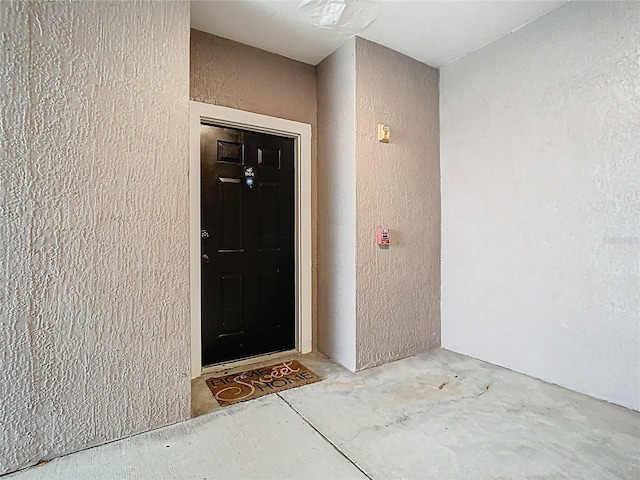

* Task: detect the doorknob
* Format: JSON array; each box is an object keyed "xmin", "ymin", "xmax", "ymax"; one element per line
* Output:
[{"xmin": 202, "ymin": 253, "xmax": 210, "ymax": 264}]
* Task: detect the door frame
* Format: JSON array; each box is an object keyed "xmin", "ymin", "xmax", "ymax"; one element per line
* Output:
[{"xmin": 190, "ymin": 101, "xmax": 312, "ymax": 378}]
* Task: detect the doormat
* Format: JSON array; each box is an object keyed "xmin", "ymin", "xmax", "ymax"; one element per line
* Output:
[{"xmin": 206, "ymin": 360, "xmax": 322, "ymax": 407}]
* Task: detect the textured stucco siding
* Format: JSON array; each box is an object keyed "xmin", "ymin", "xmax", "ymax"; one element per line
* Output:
[
  {"xmin": 1, "ymin": 1, "xmax": 191, "ymax": 474},
  {"xmin": 354, "ymin": 38, "xmax": 441, "ymax": 370},
  {"xmin": 316, "ymin": 39, "xmax": 357, "ymax": 371},
  {"xmin": 440, "ymin": 1, "xmax": 640, "ymax": 410},
  {"xmin": 1, "ymin": 0, "xmax": 37, "ymax": 473},
  {"xmin": 189, "ymin": 29, "xmax": 319, "ymax": 348}
]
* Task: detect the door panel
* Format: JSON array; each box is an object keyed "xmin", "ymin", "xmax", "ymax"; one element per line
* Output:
[
  {"xmin": 258, "ymin": 271, "xmax": 283, "ymax": 328},
  {"xmin": 218, "ymin": 273, "xmax": 244, "ymax": 336},
  {"xmin": 200, "ymin": 124, "xmax": 295, "ymax": 366},
  {"xmin": 258, "ymin": 181, "xmax": 280, "ymax": 250},
  {"xmin": 217, "ymin": 141, "xmax": 243, "ymax": 164},
  {"xmin": 257, "ymin": 147, "xmax": 281, "ymax": 168},
  {"xmin": 217, "ymin": 178, "xmax": 243, "ymax": 252}
]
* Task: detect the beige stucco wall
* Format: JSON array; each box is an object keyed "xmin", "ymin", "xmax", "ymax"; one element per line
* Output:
[
  {"xmin": 316, "ymin": 39, "xmax": 357, "ymax": 370},
  {"xmin": 0, "ymin": 1, "xmax": 191, "ymax": 474},
  {"xmin": 354, "ymin": 38, "xmax": 441, "ymax": 369},
  {"xmin": 190, "ymin": 29, "xmax": 319, "ymax": 347},
  {"xmin": 316, "ymin": 38, "xmax": 441, "ymax": 371}
]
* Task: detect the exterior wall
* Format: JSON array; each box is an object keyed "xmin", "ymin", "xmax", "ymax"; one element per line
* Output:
[
  {"xmin": 316, "ymin": 37, "xmax": 441, "ymax": 371},
  {"xmin": 354, "ymin": 38, "xmax": 441, "ymax": 369},
  {"xmin": 440, "ymin": 1, "xmax": 640, "ymax": 410},
  {"xmin": 190, "ymin": 29, "xmax": 319, "ymax": 347},
  {"xmin": 1, "ymin": 0, "xmax": 35, "ymax": 474},
  {"xmin": 317, "ymin": 39, "xmax": 357, "ymax": 370},
  {"xmin": 0, "ymin": 0, "xmax": 191, "ymax": 474}
]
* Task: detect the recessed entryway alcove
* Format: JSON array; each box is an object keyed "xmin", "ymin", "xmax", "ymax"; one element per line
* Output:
[{"xmin": 189, "ymin": 102, "xmax": 313, "ymax": 378}]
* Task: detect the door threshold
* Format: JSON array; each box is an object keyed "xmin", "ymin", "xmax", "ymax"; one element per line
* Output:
[{"xmin": 200, "ymin": 349, "xmax": 298, "ymax": 376}]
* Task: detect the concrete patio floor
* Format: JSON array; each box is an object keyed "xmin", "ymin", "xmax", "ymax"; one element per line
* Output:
[{"xmin": 7, "ymin": 349, "xmax": 640, "ymax": 479}]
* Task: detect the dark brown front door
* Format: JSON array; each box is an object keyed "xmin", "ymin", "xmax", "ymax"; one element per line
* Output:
[{"xmin": 200, "ymin": 123, "xmax": 295, "ymax": 366}]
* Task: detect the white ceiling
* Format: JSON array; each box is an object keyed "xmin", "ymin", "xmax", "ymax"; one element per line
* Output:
[{"xmin": 191, "ymin": 0, "xmax": 569, "ymax": 67}]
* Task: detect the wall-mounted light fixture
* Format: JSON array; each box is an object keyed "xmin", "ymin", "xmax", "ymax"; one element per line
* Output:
[{"xmin": 377, "ymin": 124, "xmax": 390, "ymax": 143}]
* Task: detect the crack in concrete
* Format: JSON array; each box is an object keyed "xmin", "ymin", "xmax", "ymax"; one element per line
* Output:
[
  {"xmin": 276, "ymin": 393, "xmax": 373, "ymax": 480},
  {"xmin": 336, "ymin": 381, "xmax": 496, "ymax": 447},
  {"xmin": 275, "ymin": 380, "xmax": 496, "ymax": 473}
]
